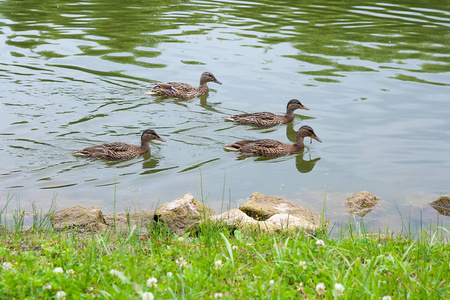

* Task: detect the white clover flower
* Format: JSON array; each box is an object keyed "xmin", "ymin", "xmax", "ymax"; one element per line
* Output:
[
  {"xmin": 2, "ymin": 262, "xmax": 13, "ymax": 270},
  {"xmin": 56, "ymin": 291, "xmax": 66, "ymax": 299},
  {"xmin": 66, "ymin": 269, "xmax": 75, "ymax": 275},
  {"xmin": 110, "ymin": 269, "xmax": 121, "ymax": 276},
  {"xmin": 316, "ymin": 239, "xmax": 325, "ymax": 247},
  {"xmin": 296, "ymin": 282, "xmax": 303, "ymax": 291},
  {"xmin": 141, "ymin": 292, "xmax": 154, "ymax": 300},
  {"xmin": 382, "ymin": 296, "xmax": 392, "ymax": 300},
  {"xmin": 232, "ymin": 245, "xmax": 238, "ymax": 250},
  {"xmin": 146, "ymin": 277, "xmax": 158, "ymax": 287},
  {"xmin": 316, "ymin": 282, "xmax": 326, "ymax": 295},
  {"xmin": 299, "ymin": 261, "xmax": 307, "ymax": 269},
  {"xmin": 177, "ymin": 237, "xmax": 184, "ymax": 242},
  {"xmin": 42, "ymin": 284, "xmax": 52, "ymax": 290},
  {"xmin": 88, "ymin": 287, "xmax": 94, "ymax": 291},
  {"xmin": 176, "ymin": 257, "xmax": 187, "ymax": 268},
  {"xmin": 214, "ymin": 293, "xmax": 223, "ymax": 299},
  {"xmin": 167, "ymin": 272, "xmax": 173, "ymax": 277},
  {"xmin": 214, "ymin": 260, "xmax": 223, "ymax": 270},
  {"xmin": 53, "ymin": 267, "xmax": 64, "ymax": 274},
  {"xmin": 334, "ymin": 283, "xmax": 345, "ymax": 296},
  {"xmin": 269, "ymin": 280, "xmax": 275, "ymax": 285}
]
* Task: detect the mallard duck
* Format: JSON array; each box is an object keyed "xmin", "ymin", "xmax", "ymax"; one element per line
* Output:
[
  {"xmin": 146, "ymin": 72, "xmax": 222, "ymax": 99},
  {"xmin": 225, "ymin": 99, "xmax": 309, "ymax": 127},
  {"xmin": 73, "ymin": 129, "xmax": 166, "ymax": 160},
  {"xmin": 223, "ymin": 125, "xmax": 321, "ymax": 157}
]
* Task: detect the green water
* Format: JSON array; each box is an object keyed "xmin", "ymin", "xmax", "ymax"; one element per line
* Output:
[{"xmin": 1, "ymin": 0, "xmax": 449, "ymax": 228}]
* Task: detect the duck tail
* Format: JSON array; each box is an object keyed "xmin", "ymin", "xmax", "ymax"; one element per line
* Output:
[
  {"xmin": 223, "ymin": 143, "xmax": 241, "ymax": 151},
  {"xmin": 73, "ymin": 150, "xmax": 88, "ymax": 157},
  {"xmin": 224, "ymin": 116, "xmax": 236, "ymax": 122},
  {"xmin": 144, "ymin": 90, "xmax": 158, "ymax": 95}
]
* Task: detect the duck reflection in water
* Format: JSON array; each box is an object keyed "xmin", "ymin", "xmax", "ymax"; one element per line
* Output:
[{"xmin": 295, "ymin": 151, "xmax": 321, "ymax": 173}]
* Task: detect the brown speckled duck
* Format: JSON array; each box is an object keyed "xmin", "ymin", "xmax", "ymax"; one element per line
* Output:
[
  {"xmin": 146, "ymin": 72, "xmax": 222, "ymax": 99},
  {"xmin": 225, "ymin": 99, "xmax": 309, "ymax": 127},
  {"xmin": 223, "ymin": 125, "xmax": 321, "ymax": 157},
  {"xmin": 73, "ymin": 129, "xmax": 165, "ymax": 160}
]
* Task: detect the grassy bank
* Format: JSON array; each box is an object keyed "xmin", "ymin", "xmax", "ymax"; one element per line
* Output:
[{"xmin": 0, "ymin": 209, "xmax": 449, "ymax": 299}]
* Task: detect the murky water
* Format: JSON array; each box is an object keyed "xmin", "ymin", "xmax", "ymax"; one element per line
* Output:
[{"xmin": 1, "ymin": 0, "xmax": 449, "ymax": 229}]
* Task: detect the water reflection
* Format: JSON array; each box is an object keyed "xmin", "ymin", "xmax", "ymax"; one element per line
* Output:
[
  {"xmin": 199, "ymin": 93, "xmax": 223, "ymax": 113},
  {"xmin": 295, "ymin": 152, "xmax": 321, "ymax": 174},
  {"xmin": 150, "ymin": 91, "xmax": 222, "ymax": 112}
]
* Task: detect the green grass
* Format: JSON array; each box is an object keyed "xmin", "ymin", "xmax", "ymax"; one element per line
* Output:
[{"xmin": 0, "ymin": 207, "xmax": 449, "ymax": 299}]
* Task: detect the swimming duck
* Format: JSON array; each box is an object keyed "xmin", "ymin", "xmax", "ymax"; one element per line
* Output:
[
  {"xmin": 73, "ymin": 129, "xmax": 166, "ymax": 160},
  {"xmin": 223, "ymin": 125, "xmax": 321, "ymax": 157},
  {"xmin": 146, "ymin": 72, "xmax": 222, "ymax": 99},
  {"xmin": 225, "ymin": 99, "xmax": 309, "ymax": 127}
]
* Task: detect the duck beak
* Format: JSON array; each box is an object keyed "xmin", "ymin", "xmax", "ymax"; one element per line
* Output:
[
  {"xmin": 312, "ymin": 134, "xmax": 322, "ymax": 143},
  {"xmin": 301, "ymin": 106, "xmax": 310, "ymax": 110},
  {"xmin": 214, "ymin": 78, "xmax": 222, "ymax": 85},
  {"xmin": 156, "ymin": 137, "xmax": 166, "ymax": 142}
]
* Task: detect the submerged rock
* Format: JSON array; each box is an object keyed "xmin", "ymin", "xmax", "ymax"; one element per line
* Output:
[
  {"xmin": 52, "ymin": 205, "xmax": 108, "ymax": 232},
  {"xmin": 239, "ymin": 192, "xmax": 324, "ymax": 226},
  {"xmin": 429, "ymin": 195, "xmax": 450, "ymax": 216},
  {"xmin": 344, "ymin": 191, "xmax": 381, "ymax": 217},
  {"xmin": 104, "ymin": 209, "xmax": 155, "ymax": 233},
  {"xmin": 154, "ymin": 193, "xmax": 216, "ymax": 235}
]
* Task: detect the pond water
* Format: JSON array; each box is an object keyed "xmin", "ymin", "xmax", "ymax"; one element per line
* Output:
[{"xmin": 1, "ymin": 0, "xmax": 449, "ymax": 230}]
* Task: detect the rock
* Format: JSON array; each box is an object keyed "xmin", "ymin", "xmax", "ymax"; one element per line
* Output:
[
  {"xmin": 52, "ymin": 206, "xmax": 108, "ymax": 232},
  {"xmin": 104, "ymin": 209, "xmax": 155, "ymax": 233},
  {"xmin": 154, "ymin": 193, "xmax": 216, "ymax": 235},
  {"xmin": 239, "ymin": 192, "xmax": 324, "ymax": 226},
  {"xmin": 210, "ymin": 209, "xmax": 258, "ymax": 226},
  {"xmin": 192, "ymin": 209, "xmax": 319, "ymax": 234},
  {"xmin": 429, "ymin": 195, "xmax": 450, "ymax": 216},
  {"xmin": 344, "ymin": 191, "xmax": 381, "ymax": 217},
  {"xmin": 191, "ymin": 209, "xmax": 280, "ymax": 233},
  {"xmin": 266, "ymin": 214, "xmax": 319, "ymax": 233}
]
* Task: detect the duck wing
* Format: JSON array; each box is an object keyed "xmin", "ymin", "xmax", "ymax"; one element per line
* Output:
[
  {"xmin": 224, "ymin": 139, "xmax": 289, "ymax": 157},
  {"xmin": 226, "ymin": 112, "xmax": 281, "ymax": 127},
  {"xmin": 102, "ymin": 142, "xmax": 135, "ymax": 153},
  {"xmin": 147, "ymin": 81, "xmax": 197, "ymax": 98},
  {"xmin": 74, "ymin": 142, "xmax": 134, "ymax": 158},
  {"xmin": 165, "ymin": 82, "xmax": 195, "ymax": 92}
]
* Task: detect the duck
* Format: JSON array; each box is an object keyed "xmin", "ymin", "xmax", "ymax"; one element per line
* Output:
[
  {"xmin": 73, "ymin": 129, "xmax": 166, "ymax": 160},
  {"xmin": 146, "ymin": 72, "xmax": 222, "ymax": 99},
  {"xmin": 225, "ymin": 99, "xmax": 309, "ymax": 127},
  {"xmin": 223, "ymin": 125, "xmax": 321, "ymax": 157}
]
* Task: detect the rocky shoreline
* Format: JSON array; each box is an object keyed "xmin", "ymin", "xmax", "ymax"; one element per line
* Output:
[{"xmin": 50, "ymin": 191, "xmax": 449, "ymax": 235}]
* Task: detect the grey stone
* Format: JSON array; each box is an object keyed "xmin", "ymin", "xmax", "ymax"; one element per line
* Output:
[
  {"xmin": 344, "ymin": 191, "xmax": 381, "ymax": 217},
  {"xmin": 239, "ymin": 192, "xmax": 324, "ymax": 226},
  {"xmin": 104, "ymin": 209, "xmax": 155, "ymax": 233},
  {"xmin": 52, "ymin": 205, "xmax": 108, "ymax": 232},
  {"xmin": 429, "ymin": 195, "xmax": 450, "ymax": 216},
  {"xmin": 154, "ymin": 193, "xmax": 216, "ymax": 235}
]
